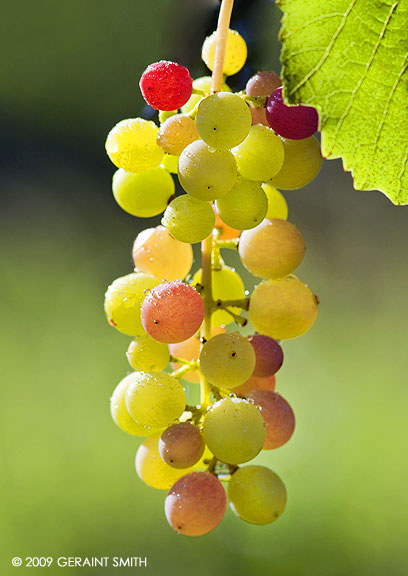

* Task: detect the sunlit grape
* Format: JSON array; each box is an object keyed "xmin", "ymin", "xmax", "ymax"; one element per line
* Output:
[
  {"xmin": 157, "ymin": 114, "xmax": 199, "ymax": 156},
  {"xmin": 126, "ymin": 334, "xmax": 170, "ymax": 372},
  {"xmin": 270, "ymin": 136, "xmax": 322, "ymax": 190},
  {"xmin": 162, "ymin": 195, "xmax": 215, "ymax": 244},
  {"xmin": 262, "ymin": 183, "xmax": 288, "ymax": 220},
  {"xmin": 232, "ymin": 125, "xmax": 284, "ymax": 181},
  {"xmin": 201, "ymin": 29, "xmax": 247, "ymax": 76},
  {"xmin": 112, "ymin": 168, "xmax": 174, "ymax": 217},
  {"xmin": 216, "ymin": 176, "xmax": 268, "ymax": 230}
]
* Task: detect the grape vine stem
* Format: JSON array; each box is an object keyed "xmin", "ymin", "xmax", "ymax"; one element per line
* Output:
[{"xmin": 199, "ymin": 0, "xmax": 234, "ymax": 409}]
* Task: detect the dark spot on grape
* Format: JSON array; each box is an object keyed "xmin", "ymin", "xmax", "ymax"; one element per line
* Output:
[
  {"xmin": 231, "ymin": 351, "xmax": 237, "ymax": 358},
  {"xmin": 154, "ymin": 320, "xmax": 159, "ymax": 324},
  {"xmin": 200, "ymin": 337, "xmax": 207, "ymax": 344},
  {"xmin": 178, "ymin": 526, "xmax": 182, "ymax": 530},
  {"xmin": 213, "ymin": 127, "xmax": 217, "ymax": 130}
]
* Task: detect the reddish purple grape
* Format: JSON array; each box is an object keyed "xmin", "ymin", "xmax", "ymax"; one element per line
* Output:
[
  {"xmin": 248, "ymin": 335, "xmax": 283, "ymax": 377},
  {"xmin": 165, "ymin": 472, "xmax": 226, "ymax": 536},
  {"xmin": 141, "ymin": 281, "xmax": 204, "ymax": 344},
  {"xmin": 266, "ymin": 87, "xmax": 318, "ymax": 140},
  {"xmin": 139, "ymin": 61, "xmax": 193, "ymax": 111}
]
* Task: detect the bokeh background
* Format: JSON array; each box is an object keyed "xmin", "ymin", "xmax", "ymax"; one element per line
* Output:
[{"xmin": 1, "ymin": 1, "xmax": 407, "ymax": 575}]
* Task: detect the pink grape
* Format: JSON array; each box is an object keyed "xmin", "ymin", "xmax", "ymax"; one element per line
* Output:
[
  {"xmin": 248, "ymin": 335, "xmax": 284, "ymax": 377},
  {"xmin": 233, "ymin": 374, "xmax": 276, "ymax": 397},
  {"xmin": 266, "ymin": 87, "xmax": 318, "ymax": 140},
  {"xmin": 248, "ymin": 390, "xmax": 295, "ymax": 449},
  {"xmin": 141, "ymin": 281, "xmax": 204, "ymax": 344},
  {"xmin": 165, "ymin": 472, "xmax": 227, "ymax": 536},
  {"xmin": 246, "ymin": 71, "xmax": 282, "ymax": 98},
  {"xmin": 159, "ymin": 422, "xmax": 205, "ymax": 469}
]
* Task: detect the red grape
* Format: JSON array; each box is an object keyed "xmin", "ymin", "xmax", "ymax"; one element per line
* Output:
[
  {"xmin": 139, "ymin": 60, "xmax": 193, "ymax": 111},
  {"xmin": 248, "ymin": 334, "xmax": 284, "ymax": 377},
  {"xmin": 266, "ymin": 87, "xmax": 318, "ymax": 140},
  {"xmin": 248, "ymin": 390, "xmax": 295, "ymax": 449},
  {"xmin": 141, "ymin": 281, "xmax": 204, "ymax": 343}
]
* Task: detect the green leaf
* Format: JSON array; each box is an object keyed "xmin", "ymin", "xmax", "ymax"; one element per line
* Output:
[{"xmin": 278, "ymin": 0, "xmax": 408, "ymax": 205}]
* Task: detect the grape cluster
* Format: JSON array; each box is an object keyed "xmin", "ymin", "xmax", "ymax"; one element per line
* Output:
[{"xmin": 104, "ymin": 26, "xmax": 321, "ymax": 537}]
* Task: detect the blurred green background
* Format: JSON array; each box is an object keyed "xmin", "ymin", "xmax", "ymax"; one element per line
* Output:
[{"xmin": 1, "ymin": 1, "xmax": 407, "ymax": 575}]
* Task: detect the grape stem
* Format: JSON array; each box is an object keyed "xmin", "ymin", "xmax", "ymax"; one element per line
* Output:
[
  {"xmin": 212, "ymin": 297, "xmax": 250, "ymax": 311},
  {"xmin": 215, "ymin": 239, "xmax": 239, "ymax": 250},
  {"xmin": 199, "ymin": 0, "xmax": 234, "ymax": 410}
]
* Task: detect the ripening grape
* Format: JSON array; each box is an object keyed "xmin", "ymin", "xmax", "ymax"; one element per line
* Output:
[
  {"xmin": 196, "ymin": 92, "xmax": 251, "ymax": 150},
  {"xmin": 192, "ymin": 266, "xmax": 245, "ymax": 326},
  {"xmin": 136, "ymin": 433, "xmax": 194, "ymax": 490},
  {"xmin": 165, "ymin": 472, "xmax": 227, "ymax": 536},
  {"xmin": 216, "ymin": 176, "xmax": 268, "ymax": 230},
  {"xmin": 139, "ymin": 60, "xmax": 193, "ymax": 111},
  {"xmin": 110, "ymin": 374, "xmax": 159, "ymax": 436},
  {"xmin": 132, "ymin": 226, "xmax": 193, "ymax": 281},
  {"xmin": 248, "ymin": 390, "xmax": 295, "ymax": 449},
  {"xmin": 232, "ymin": 125, "xmax": 284, "ymax": 181},
  {"xmin": 178, "ymin": 140, "xmax": 237, "ymax": 201},
  {"xmin": 249, "ymin": 276, "xmax": 318, "ymax": 340},
  {"xmin": 104, "ymin": 272, "xmax": 160, "ymax": 336},
  {"xmin": 126, "ymin": 334, "xmax": 170, "ymax": 372},
  {"xmin": 162, "ymin": 195, "xmax": 215, "ymax": 244},
  {"xmin": 112, "ymin": 168, "xmax": 174, "ymax": 218},
  {"xmin": 239, "ymin": 218, "xmax": 305, "ymax": 279},
  {"xmin": 105, "ymin": 118, "xmax": 163, "ymax": 173},
  {"xmin": 248, "ymin": 335, "xmax": 284, "ymax": 377},
  {"xmin": 262, "ymin": 183, "xmax": 288, "ymax": 220},
  {"xmin": 246, "ymin": 70, "xmax": 282, "ymax": 97},
  {"xmin": 141, "ymin": 281, "xmax": 204, "ymax": 343},
  {"xmin": 200, "ymin": 333, "xmax": 256, "ymax": 389},
  {"xmin": 202, "ymin": 397, "xmax": 265, "ymax": 464},
  {"xmin": 159, "ymin": 422, "xmax": 205, "ymax": 468},
  {"xmin": 181, "ymin": 76, "xmax": 231, "ymax": 115},
  {"xmin": 233, "ymin": 374, "xmax": 276, "ymax": 397},
  {"xmin": 228, "ymin": 466, "xmax": 286, "ymax": 524},
  {"xmin": 125, "ymin": 371, "xmax": 186, "ymax": 429},
  {"xmin": 157, "ymin": 114, "xmax": 199, "ymax": 156},
  {"xmin": 202, "ymin": 29, "xmax": 247, "ymax": 76},
  {"xmin": 266, "ymin": 87, "xmax": 319, "ymax": 140},
  {"xmin": 169, "ymin": 326, "xmax": 225, "ymax": 383},
  {"xmin": 270, "ymin": 136, "xmax": 323, "ymax": 190},
  {"xmin": 160, "ymin": 153, "xmax": 179, "ymax": 174},
  {"xmin": 213, "ymin": 205, "xmax": 241, "ymax": 240}
]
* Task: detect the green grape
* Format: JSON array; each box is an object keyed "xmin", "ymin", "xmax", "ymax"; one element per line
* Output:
[
  {"xmin": 104, "ymin": 272, "xmax": 160, "ymax": 336},
  {"xmin": 199, "ymin": 332, "xmax": 256, "ymax": 389},
  {"xmin": 136, "ymin": 432, "xmax": 194, "ymax": 490},
  {"xmin": 202, "ymin": 397, "xmax": 265, "ymax": 464},
  {"xmin": 262, "ymin": 183, "xmax": 288, "ymax": 220},
  {"xmin": 249, "ymin": 276, "xmax": 318, "ymax": 339},
  {"xmin": 196, "ymin": 93, "xmax": 251, "ymax": 150},
  {"xmin": 105, "ymin": 118, "xmax": 163, "ymax": 173},
  {"xmin": 110, "ymin": 374, "xmax": 159, "ymax": 437},
  {"xmin": 132, "ymin": 225, "xmax": 193, "ymax": 281},
  {"xmin": 178, "ymin": 140, "xmax": 237, "ymax": 201},
  {"xmin": 181, "ymin": 76, "xmax": 231, "ymax": 114},
  {"xmin": 192, "ymin": 266, "xmax": 245, "ymax": 326},
  {"xmin": 202, "ymin": 29, "xmax": 247, "ymax": 76},
  {"xmin": 157, "ymin": 114, "xmax": 199, "ymax": 156},
  {"xmin": 270, "ymin": 136, "xmax": 322, "ymax": 190},
  {"xmin": 216, "ymin": 176, "xmax": 268, "ymax": 230},
  {"xmin": 160, "ymin": 154, "xmax": 179, "ymax": 174},
  {"xmin": 162, "ymin": 195, "xmax": 215, "ymax": 244},
  {"xmin": 126, "ymin": 334, "xmax": 170, "ymax": 372},
  {"xmin": 239, "ymin": 218, "xmax": 305, "ymax": 279},
  {"xmin": 112, "ymin": 168, "xmax": 174, "ymax": 217},
  {"xmin": 228, "ymin": 465, "xmax": 287, "ymax": 524},
  {"xmin": 232, "ymin": 125, "xmax": 284, "ymax": 181},
  {"xmin": 125, "ymin": 371, "xmax": 186, "ymax": 429}
]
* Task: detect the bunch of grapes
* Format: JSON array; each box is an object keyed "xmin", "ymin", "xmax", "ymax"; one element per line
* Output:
[{"xmin": 104, "ymin": 21, "xmax": 322, "ymax": 537}]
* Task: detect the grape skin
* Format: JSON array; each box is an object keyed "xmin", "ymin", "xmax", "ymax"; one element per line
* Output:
[
  {"xmin": 105, "ymin": 118, "xmax": 163, "ymax": 173},
  {"xmin": 248, "ymin": 390, "xmax": 295, "ymax": 449},
  {"xmin": 110, "ymin": 375, "xmax": 159, "ymax": 437},
  {"xmin": 228, "ymin": 466, "xmax": 287, "ymax": 525},
  {"xmin": 162, "ymin": 195, "xmax": 215, "ymax": 244},
  {"xmin": 159, "ymin": 422, "xmax": 205, "ymax": 469},
  {"xmin": 249, "ymin": 276, "xmax": 318, "ymax": 340},
  {"xmin": 112, "ymin": 167, "xmax": 174, "ymax": 218},
  {"xmin": 239, "ymin": 218, "xmax": 305, "ymax": 279},
  {"xmin": 132, "ymin": 226, "xmax": 193, "ymax": 281},
  {"xmin": 270, "ymin": 136, "xmax": 323, "ymax": 190},
  {"xmin": 199, "ymin": 332, "xmax": 256, "ymax": 389},
  {"xmin": 196, "ymin": 92, "xmax": 251, "ymax": 150},
  {"xmin": 136, "ymin": 433, "xmax": 194, "ymax": 490},
  {"xmin": 178, "ymin": 140, "xmax": 237, "ymax": 201},
  {"xmin": 141, "ymin": 281, "xmax": 205, "ymax": 344},
  {"xmin": 126, "ymin": 335, "xmax": 170, "ymax": 372},
  {"xmin": 248, "ymin": 335, "xmax": 284, "ymax": 377},
  {"xmin": 232, "ymin": 125, "xmax": 284, "ymax": 181},
  {"xmin": 202, "ymin": 397, "xmax": 266, "ymax": 465},
  {"xmin": 157, "ymin": 114, "xmax": 199, "ymax": 156},
  {"xmin": 216, "ymin": 176, "xmax": 268, "ymax": 231},
  {"xmin": 104, "ymin": 272, "xmax": 160, "ymax": 336},
  {"xmin": 201, "ymin": 29, "xmax": 247, "ymax": 76},
  {"xmin": 125, "ymin": 371, "xmax": 186, "ymax": 429}
]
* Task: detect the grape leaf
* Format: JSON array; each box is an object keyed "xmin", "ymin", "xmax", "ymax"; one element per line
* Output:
[{"xmin": 278, "ymin": 0, "xmax": 408, "ymax": 205}]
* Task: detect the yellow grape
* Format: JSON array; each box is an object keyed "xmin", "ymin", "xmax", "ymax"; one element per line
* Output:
[
  {"xmin": 160, "ymin": 154, "xmax": 179, "ymax": 174},
  {"xmin": 262, "ymin": 183, "xmax": 288, "ymax": 220},
  {"xmin": 270, "ymin": 136, "xmax": 322, "ymax": 190},
  {"xmin": 249, "ymin": 276, "xmax": 318, "ymax": 339},
  {"xmin": 202, "ymin": 29, "xmax": 247, "ymax": 76},
  {"xmin": 126, "ymin": 334, "xmax": 170, "ymax": 372},
  {"xmin": 232, "ymin": 125, "xmax": 284, "ymax": 181},
  {"xmin": 215, "ymin": 176, "xmax": 268, "ymax": 230},
  {"xmin": 162, "ymin": 195, "xmax": 215, "ymax": 244}
]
